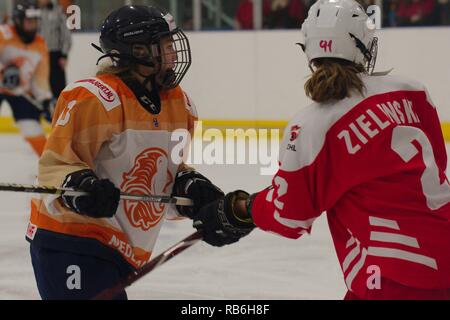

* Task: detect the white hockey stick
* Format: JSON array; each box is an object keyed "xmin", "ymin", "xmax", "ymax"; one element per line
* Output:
[{"xmin": 0, "ymin": 183, "xmax": 193, "ymax": 206}]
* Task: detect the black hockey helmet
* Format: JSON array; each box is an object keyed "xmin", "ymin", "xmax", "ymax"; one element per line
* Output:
[
  {"xmin": 13, "ymin": 1, "xmax": 41, "ymax": 44},
  {"xmin": 94, "ymin": 5, "xmax": 191, "ymax": 90}
]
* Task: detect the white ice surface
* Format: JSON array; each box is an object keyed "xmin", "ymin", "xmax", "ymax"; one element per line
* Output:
[{"xmin": 3, "ymin": 134, "xmax": 439, "ymax": 300}]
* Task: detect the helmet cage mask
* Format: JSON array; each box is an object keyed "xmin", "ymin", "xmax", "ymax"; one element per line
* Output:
[
  {"xmin": 365, "ymin": 36, "xmax": 378, "ymax": 75},
  {"xmin": 99, "ymin": 19, "xmax": 191, "ymax": 90}
]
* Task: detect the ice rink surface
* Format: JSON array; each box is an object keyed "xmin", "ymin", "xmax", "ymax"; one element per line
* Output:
[{"xmin": 6, "ymin": 133, "xmax": 441, "ymax": 300}]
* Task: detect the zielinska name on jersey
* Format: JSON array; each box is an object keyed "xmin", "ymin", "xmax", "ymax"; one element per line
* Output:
[{"xmin": 338, "ymin": 98, "xmax": 420, "ymax": 155}]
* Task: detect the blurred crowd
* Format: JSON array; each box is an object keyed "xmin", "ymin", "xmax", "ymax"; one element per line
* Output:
[
  {"xmin": 234, "ymin": 0, "xmax": 309, "ymax": 30},
  {"xmin": 234, "ymin": 0, "xmax": 450, "ymax": 30},
  {"xmin": 2, "ymin": 0, "xmax": 449, "ymax": 33},
  {"xmin": 383, "ymin": 0, "xmax": 450, "ymax": 26}
]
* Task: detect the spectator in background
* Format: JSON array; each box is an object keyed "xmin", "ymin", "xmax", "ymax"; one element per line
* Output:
[
  {"xmin": 303, "ymin": 0, "xmax": 316, "ymax": 11},
  {"xmin": 57, "ymin": 0, "xmax": 72, "ymax": 12},
  {"xmin": 235, "ymin": 0, "xmax": 271, "ymax": 30},
  {"xmin": 386, "ymin": 0, "xmax": 400, "ymax": 27},
  {"xmin": 180, "ymin": 0, "xmax": 194, "ymax": 31},
  {"xmin": 396, "ymin": 0, "xmax": 437, "ymax": 26},
  {"xmin": 36, "ymin": 0, "xmax": 72, "ymax": 98},
  {"xmin": 438, "ymin": 0, "xmax": 450, "ymax": 25},
  {"xmin": 265, "ymin": 0, "xmax": 305, "ymax": 29},
  {"xmin": 356, "ymin": 0, "xmax": 376, "ymax": 7}
]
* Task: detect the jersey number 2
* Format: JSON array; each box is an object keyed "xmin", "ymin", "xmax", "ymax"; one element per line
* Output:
[{"xmin": 391, "ymin": 126, "xmax": 450, "ymax": 210}]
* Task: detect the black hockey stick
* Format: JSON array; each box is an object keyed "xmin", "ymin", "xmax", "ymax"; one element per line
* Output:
[
  {"xmin": 93, "ymin": 230, "xmax": 203, "ymax": 300},
  {"xmin": 0, "ymin": 183, "xmax": 193, "ymax": 206},
  {"xmin": 22, "ymin": 94, "xmax": 44, "ymax": 112}
]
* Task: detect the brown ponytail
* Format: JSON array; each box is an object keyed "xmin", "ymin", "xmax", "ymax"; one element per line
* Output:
[{"xmin": 304, "ymin": 58, "xmax": 367, "ymax": 104}]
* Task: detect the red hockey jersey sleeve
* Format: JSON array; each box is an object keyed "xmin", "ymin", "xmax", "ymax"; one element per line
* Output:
[
  {"xmin": 251, "ymin": 103, "xmax": 337, "ymax": 239},
  {"xmin": 251, "ymin": 74, "xmax": 450, "ymax": 292},
  {"xmin": 251, "ymin": 75, "xmax": 450, "ymax": 240}
]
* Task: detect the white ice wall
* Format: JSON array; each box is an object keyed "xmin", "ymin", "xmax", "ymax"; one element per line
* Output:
[{"xmin": 64, "ymin": 27, "xmax": 450, "ymax": 121}]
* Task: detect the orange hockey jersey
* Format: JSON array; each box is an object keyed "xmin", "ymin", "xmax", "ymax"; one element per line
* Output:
[
  {"xmin": 0, "ymin": 24, "xmax": 51, "ymax": 101},
  {"xmin": 26, "ymin": 73, "xmax": 197, "ymax": 269}
]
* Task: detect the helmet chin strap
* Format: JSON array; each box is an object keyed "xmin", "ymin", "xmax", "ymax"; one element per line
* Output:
[
  {"xmin": 91, "ymin": 43, "xmax": 177, "ymax": 115},
  {"xmin": 137, "ymin": 65, "xmax": 176, "ymax": 91},
  {"xmin": 91, "ymin": 43, "xmax": 156, "ymax": 68},
  {"xmin": 349, "ymin": 33, "xmax": 379, "ymax": 75},
  {"xmin": 91, "ymin": 43, "xmax": 177, "ymax": 89},
  {"xmin": 16, "ymin": 26, "xmax": 36, "ymax": 44},
  {"xmin": 159, "ymin": 69, "xmax": 176, "ymax": 89},
  {"xmin": 349, "ymin": 33, "xmax": 372, "ymax": 61},
  {"xmin": 120, "ymin": 71, "xmax": 162, "ymax": 115},
  {"xmin": 135, "ymin": 57, "xmax": 161, "ymax": 91},
  {"xmin": 130, "ymin": 62, "xmax": 165, "ymax": 115},
  {"xmin": 141, "ymin": 75, "xmax": 154, "ymax": 89}
]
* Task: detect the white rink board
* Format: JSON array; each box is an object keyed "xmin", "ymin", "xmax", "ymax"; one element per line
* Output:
[
  {"xmin": 3, "ymin": 28, "xmax": 449, "ymax": 122},
  {"xmin": 60, "ymin": 28, "xmax": 450, "ymax": 121}
]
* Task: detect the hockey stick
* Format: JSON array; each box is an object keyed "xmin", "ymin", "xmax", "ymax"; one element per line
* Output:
[
  {"xmin": 22, "ymin": 94, "xmax": 44, "ymax": 112},
  {"xmin": 0, "ymin": 183, "xmax": 193, "ymax": 206},
  {"xmin": 93, "ymin": 230, "xmax": 203, "ymax": 300}
]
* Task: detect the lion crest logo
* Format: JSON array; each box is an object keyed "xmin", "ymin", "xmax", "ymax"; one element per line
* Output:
[{"xmin": 121, "ymin": 148, "xmax": 173, "ymax": 231}]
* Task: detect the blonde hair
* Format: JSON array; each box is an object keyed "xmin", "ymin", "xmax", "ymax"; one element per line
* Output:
[
  {"xmin": 304, "ymin": 59, "xmax": 367, "ymax": 104},
  {"xmin": 96, "ymin": 63, "xmax": 131, "ymax": 76}
]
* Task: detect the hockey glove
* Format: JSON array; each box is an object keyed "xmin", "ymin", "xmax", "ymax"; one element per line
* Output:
[
  {"xmin": 193, "ymin": 190, "xmax": 255, "ymax": 247},
  {"xmin": 42, "ymin": 98, "xmax": 56, "ymax": 123},
  {"xmin": 61, "ymin": 169, "xmax": 121, "ymax": 218},
  {"xmin": 172, "ymin": 170, "xmax": 224, "ymax": 219}
]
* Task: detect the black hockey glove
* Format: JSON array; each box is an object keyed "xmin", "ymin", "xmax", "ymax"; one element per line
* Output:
[
  {"xmin": 172, "ymin": 170, "xmax": 224, "ymax": 219},
  {"xmin": 41, "ymin": 98, "xmax": 56, "ymax": 123},
  {"xmin": 193, "ymin": 190, "xmax": 255, "ymax": 247},
  {"xmin": 61, "ymin": 169, "xmax": 121, "ymax": 218}
]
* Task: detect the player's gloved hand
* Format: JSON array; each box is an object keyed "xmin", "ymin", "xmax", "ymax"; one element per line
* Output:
[
  {"xmin": 172, "ymin": 169, "xmax": 224, "ymax": 219},
  {"xmin": 61, "ymin": 169, "xmax": 121, "ymax": 218},
  {"xmin": 41, "ymin": 98, "xmax": 57, "ymax": 123},
  {"xmin": 193, "ymin": 190, "xmax": 255, "ymax": 247}
]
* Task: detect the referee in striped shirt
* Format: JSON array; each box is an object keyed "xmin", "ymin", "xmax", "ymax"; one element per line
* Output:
[{"xmin": 36, "ymin": 0, "xmax": 72, "ymax": 98}]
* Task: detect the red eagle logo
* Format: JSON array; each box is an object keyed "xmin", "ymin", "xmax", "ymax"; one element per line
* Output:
[
  {"xmin": 121, "ymin": 148, "xmax": 174, "ymax": 231},
  {"xmin": 290, "ymin": 125, "xmax": 301, "ymax": 142}
]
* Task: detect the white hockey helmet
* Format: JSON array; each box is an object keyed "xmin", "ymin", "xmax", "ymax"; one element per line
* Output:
[{"xmin": 298, "ymin": 0, "xmax": 378, "ymax": 73}]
